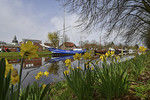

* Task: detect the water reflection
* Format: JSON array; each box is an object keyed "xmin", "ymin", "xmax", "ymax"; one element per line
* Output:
[
  {"xmin": 48, "ymin": 62, "xmax": 59, "ymax": 74},
  {"xmin": 9, "ymin": 57, "xmax": 51, "ymax": 68},
  {"xmin": 10, "ymin": 54, "xmax": 134, "ymax": 87}
]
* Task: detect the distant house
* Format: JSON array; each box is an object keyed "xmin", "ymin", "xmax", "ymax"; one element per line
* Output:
[
  {"xmin": 59, "ymin": 42, "xmax": 77, "ymax": 50},
  {"xmin": 84, "ymin": 43, "xmax": 97, "ymax": 50},
  {"xmin": 0, "ymin": 41, "xmax": 6, "ymax": 45},
  {"xmin": 20, "ymin": 39, "xmax": 43, "ymax": 51},
  {"xmin": 0, "ymin": 36, "xmax": 20, "ymax": 52}
]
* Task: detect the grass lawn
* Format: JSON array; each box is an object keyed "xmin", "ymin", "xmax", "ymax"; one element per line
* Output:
[{"xmin": 0, "ymin": 51, "xmax": 51, "ymax": 59}]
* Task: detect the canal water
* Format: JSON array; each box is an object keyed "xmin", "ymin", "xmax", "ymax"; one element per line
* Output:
[{"xmin": 10, "ymin": 55, "xmax": 134, "ymax": 87}]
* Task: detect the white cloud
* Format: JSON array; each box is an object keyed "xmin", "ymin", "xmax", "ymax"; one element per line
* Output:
[
  {"xmin": 0, "ymin": 0, "xmax": 49, "ymax": 43},
  {"xmin": 49, "ymin": 14, "xmax": 83, "ymax": 45},
  {"xmin": 0, "ymin": 0, "xmax": 124, "ymax": 46}
]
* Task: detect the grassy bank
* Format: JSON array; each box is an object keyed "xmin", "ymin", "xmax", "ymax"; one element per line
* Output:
[
  {"xmin": 49, "ymin": 52, "xmax": 150, "ymax": 99},
  {"xmin": 0, "ymin": 51, "xmax": 51, "ymax": 59}
]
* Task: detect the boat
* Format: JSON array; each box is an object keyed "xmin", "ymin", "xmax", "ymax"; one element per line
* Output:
[
  {"xmin": 40, "ymin": 44, "xmax": 86, "ymax": 56},
  {"xmin": 49, "ymin": 47, "xmax": 86, "ymax": 55}
]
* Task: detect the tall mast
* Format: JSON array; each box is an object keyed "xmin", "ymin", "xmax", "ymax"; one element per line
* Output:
[{"xmin": 63, "ymin": 0, "xmax": 65, "ymax": 48}]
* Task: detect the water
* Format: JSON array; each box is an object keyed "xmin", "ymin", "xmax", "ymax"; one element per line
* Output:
[{"xmin": 10, "ymin": 55, "xmax": 134, "ymax": 87}]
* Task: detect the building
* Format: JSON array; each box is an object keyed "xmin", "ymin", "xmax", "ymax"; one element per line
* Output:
[
  {"xmin": 20, "ymin": 39, "xmax": 43, "ymax": 51},
  {"xmin": 12, "ymin": 36, "xmax": 18, "ymax": 45},
  {"xmin": 59, "ymin": 42, "xmax": 77, "ymax": 50},
  {"xmin": 0, "ymin": 36, "xmax": 20, "ymax": 52}
]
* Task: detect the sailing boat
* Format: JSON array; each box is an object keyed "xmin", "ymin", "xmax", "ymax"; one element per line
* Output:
[{"xmin": 41, "ymin": 4, "xmax": 86, "ymax": 55}]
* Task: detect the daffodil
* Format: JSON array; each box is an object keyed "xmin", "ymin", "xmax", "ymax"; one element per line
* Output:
[
  {"xmin": 11, "ymin": 68, "xmax": 19, "ymax": 85},
  {"xmin": 77, "ymin": 67, "xmax": 81, "ymax": 70},
  {"xmin": 5, "ymin": 59, "xmax": 14, "ymax": 77},
  {"xmin": 91, "ymin": 67, "xmax": 94, "ymax": 70},
  {"xmin": 11, "ymin": 75, "xmax": 19, "ymax": 85},
  {"xmin": 73, "ymin": 53, "xmax": 82, "ymax": 60},
  {"xmin": 100, "ymin": 55, "xmax": 104, "ymax": 61},
  {"xmin": 89, "ymin": 64, "xmax": 92, "ymax": 67},
  {"xmin": 35, "ymin": 75, "xmax": 41, "ymax": 80},
  {"xmin": 37, "ymin": 71, "xmax": 43, "ymax": 77},
  {"xmin": 110, "ymin": 51, "xmax": 114, "ymax": 55},
  {"xmin": 42, "ymin": 84, "xmax": 46, "ymax": 89},
  {"xmin": 95, "ymin": 60, "xmax": 98, "ymax": 65},
  {"xmin": 35, "ymin": 71, "xmax": 43, "ymax": 80},
  {"xmin": 64, "ymin": 70, "xmax": 69, "ymax": 75},
  {"xmin": 139, "ymin": 46, "xmax": 147, "ymax": 52},
  {"xmin": 68, "ymin": 65, "xmax": 72, "ymax": 69},
  {"xmin": 65, "ymin": 59, "xmax": 71, "ymax": 66},
  {"xmin": 44, "ymin": 71, "xmax": 49, "ymax": 77},
  {"xmin": 82, "ymin": 52, "xmax": 92, "ymax": 60},
  {"xmin": 20, "ymin": 41, "xmax": 38, "ymax": 59}
]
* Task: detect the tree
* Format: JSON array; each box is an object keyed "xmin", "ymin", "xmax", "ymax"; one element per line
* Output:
[
  {"xmin": 79, "ymin": 41, "xmax": 84, "ymax": 48},
  {"xmin": 48, "ymin": 32, "xmax": 59, "ymax": 48},
  {"xmin": 64, "ymin": 0, "xmax": 150, "ymax": 43}
]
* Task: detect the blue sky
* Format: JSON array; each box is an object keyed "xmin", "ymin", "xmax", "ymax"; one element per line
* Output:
[{"xmin": 0, "ymin": 0, "xmax": 124, "ymax": 46}]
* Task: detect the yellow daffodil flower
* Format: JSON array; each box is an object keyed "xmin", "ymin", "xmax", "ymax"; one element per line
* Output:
[
  {"xmin": 100, "ymin": 55, "xmax": 104, "ymax": 61},
  {"xmin": 82, "ymin": 52, "xmax": 92, "ymax": 60},
  {"xmin": 139, "ymin": 46, "xmax": 147, "ymax": 52},
  {"xmin": 5, "ymin": 59, "xmax": 14, "ymax": 77},
  {"xmin": 89, "ymin": 64, "xmax": 91, "ymax": 67},
  {"xmin": 73, "ymin": 53, "xmax": 82, "ymax": 60},
  {"xmin": 42, "ymin": 84, "xmax": 46, "ymax": 89},
  {"xmin": 68, "ymin": 65, "xmax": 72, "ymax": 69},
  {"xmin": 105, "ymin": 52, "xmax": 109, "ymax": 57},
  {"xmin": 64, "ymin": 70, "xmax": 69, "ymax": 75},
  {"xmin": 91, "ymin": 67, "xmax": 94, "ymax": 70},
  {"xmin": 35, "ymin": 75, "xmax": 41, "ymax": 80},
  {"xmin": 37, "ymin": 71, "xmax": 43, "ymax": 77},
  {"xmin": 110, "ymin": 51, "xmax": 114, "ymax": 55},
  {"xmin": 44, "ymin": 71, "xmax": 49, "ymax": 77},
  {"xmin": 35, "ymin": 71, "xmax": 43, "ymax": 80},
  {"xmin": 11, "ymin": 75, "xmax": 19, "ymax": 85},
  {"xmin": 11, "ymin": 68, "xmax": 19, "ymax": 85},
  {"xmin": 65, "ymin": 59, "xmax": 71, "ymax": 66},
  {"xmin": 20, "ymin": 41, "xmax": 38, "ymax": 59},
  {"xmin": 77, "ymin": 67, "xmax": 81, "ymax": 70},
  {"xmin": 86, "ymin": 65, "xmax": 89, "ymax": 68},
  {"xmin": 95, "ymin": 60, "xmax": 98, "ymax": 65},
  {"xmin": 72, "ymin": 68, "xmax": 75, "ymax": 71}
]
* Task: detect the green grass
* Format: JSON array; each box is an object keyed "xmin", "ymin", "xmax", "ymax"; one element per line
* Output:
[
  {"xmin": 49, "ymin": 52, "xmax": 150, "ymax": 99},
  {"xmin": 0, "ymin": 51, "xmax": 51, "ymax": 59}
]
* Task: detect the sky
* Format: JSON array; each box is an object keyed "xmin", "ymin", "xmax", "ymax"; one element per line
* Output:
[{"xmin": 0, "ymin": 0, "xmax": 124, "ymax": 46}]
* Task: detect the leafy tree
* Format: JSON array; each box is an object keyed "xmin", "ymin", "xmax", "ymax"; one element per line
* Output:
[
  {"xmin": 48, "ymin": 32, "xmax": 59, "ymax": 48},
  {"xmin": 64, "ymin": 0, "xmax": 150, "ymax": 43}
]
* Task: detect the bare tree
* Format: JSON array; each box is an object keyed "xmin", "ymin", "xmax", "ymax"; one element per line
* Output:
[{"xmin": 63, "ymin": 0, "xmax": 150, "ymax": 44}]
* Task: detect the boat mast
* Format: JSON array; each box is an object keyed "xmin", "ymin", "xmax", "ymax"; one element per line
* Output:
[{"xmin": 63, "ymin": 0, "xmax": 66, "ymax": 49}]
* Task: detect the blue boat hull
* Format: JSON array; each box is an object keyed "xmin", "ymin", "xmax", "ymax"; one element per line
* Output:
[{"xmin": 48, "ymin": 48, "xmax": 86, "ymax": 54}]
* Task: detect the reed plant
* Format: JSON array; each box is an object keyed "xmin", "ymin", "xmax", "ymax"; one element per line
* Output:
[
  {"xmin": 93, "ymin": 61, "xmax": 129, "ymax": 99},
  {"xmin": 64, "ymin": 65, "xmax": 95, "ymax": 100},
  {"xmin": 64, "ymin": 52, "xmax": 95, "ymax": 100}
]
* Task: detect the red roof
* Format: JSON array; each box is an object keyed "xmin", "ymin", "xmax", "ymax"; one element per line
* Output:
[{"xmin": 64, "ymin": 42, "xmax": 75, "ymax": 47}]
